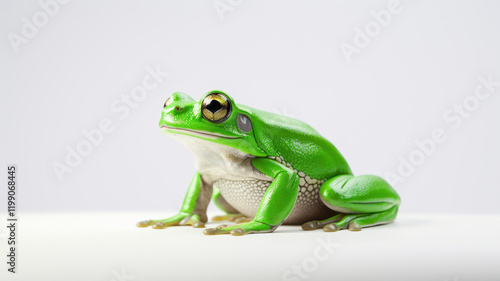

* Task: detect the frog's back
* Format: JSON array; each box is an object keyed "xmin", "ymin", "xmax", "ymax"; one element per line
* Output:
[{"xmin": 240, "ymin": 105, "xmax": 352, "ymax": 179}]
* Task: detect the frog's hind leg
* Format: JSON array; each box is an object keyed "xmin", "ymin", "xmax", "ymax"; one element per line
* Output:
[
  {"xmin": 318, "ymin": 205, "xmax": 398, "ymax": 232},
  {"xmin": 302, "ymin": 174, "xmax": 400, "ymax": 232},
  {"xmin": 211, "ymin": 187, "xmax": 253, "ymax": 223}
]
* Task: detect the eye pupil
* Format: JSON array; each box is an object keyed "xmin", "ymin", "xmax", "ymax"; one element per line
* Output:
[
  {"xmin": 206, "ymin": 100, "xmax": 222, "ymax": 114},
  {"xmin": 202, "ymin": 93, "xmax": 231, "ymax": 123}
]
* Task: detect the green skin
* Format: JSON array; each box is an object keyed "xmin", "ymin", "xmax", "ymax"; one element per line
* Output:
[{"xmin": 137, "ymin": 90, "xmax": 400, "ymax": 235}]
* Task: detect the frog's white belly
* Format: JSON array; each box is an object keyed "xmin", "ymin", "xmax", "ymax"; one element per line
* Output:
[
  {"xmin": 167, "ymin": 132, "xmax": 334, "ymax": 224},
  {"xmin": 215, "ymin": 178, "xmax": 334, "ymax": 224}
]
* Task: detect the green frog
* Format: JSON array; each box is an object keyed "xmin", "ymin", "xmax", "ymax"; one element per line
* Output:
[{"xmin": 137, "ymin": 90, "xmax": 400, "ymax": 235}]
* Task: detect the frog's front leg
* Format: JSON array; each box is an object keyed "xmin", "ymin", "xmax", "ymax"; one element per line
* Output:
[
  {"xmin": 203, "ymin": 158, "xmax": 299, "ymax": 236},
  {"xmin": 137, "ymin": 172, "xmax": 212, "ymax": 229}
]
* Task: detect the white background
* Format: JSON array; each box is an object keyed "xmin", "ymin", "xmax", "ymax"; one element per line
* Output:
[
  {"xmin": 2, "ymin": 1, "xmax": 500, "ymax": 281},
  {"xmin": 1, "ymin": 1, "xmax": 500, "ymax": 217}
]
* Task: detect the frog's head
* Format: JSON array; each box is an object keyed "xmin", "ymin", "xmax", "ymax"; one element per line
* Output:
[{"xmin": 159, "ymin": 90, "xmax": 266, "ymax": 157}]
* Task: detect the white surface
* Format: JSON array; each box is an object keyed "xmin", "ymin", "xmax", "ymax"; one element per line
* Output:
[
  {"xmin": 1, "ymin": 0, "xmax": 500, "ymax": 215},
  {"xmin": 1, "ymin": 212, "xmax": 499, "ymax": 281}
]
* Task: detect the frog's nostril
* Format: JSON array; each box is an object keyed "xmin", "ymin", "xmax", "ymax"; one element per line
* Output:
[
  {"xmin": 206, "ymin": 100, "xmax": 222, "ymax": 114},
  {"xmin": 175, "ymin": 106, "xmax": 182, "ymax": 111}
]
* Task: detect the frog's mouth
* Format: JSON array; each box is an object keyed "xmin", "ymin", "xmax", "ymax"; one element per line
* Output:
[{"xmin": 160, "ymin": 125, "xmax": 238, "ymax": 140}]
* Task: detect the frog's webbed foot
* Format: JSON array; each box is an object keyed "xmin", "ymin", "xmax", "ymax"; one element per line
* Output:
[
  {"xmin": 302, "ymin": 214, "xmax": 362, "ymax": 232},
  {"xmin": 136, "ymin": 213, "xmax": 206, "ymax": 229},
  {"xmin": 302, "ymin": 214, "xmax": 345, "ymax": 231},
  {"xmin": 203, "ymin": 221, "xmax": 275, "ymax": 236},
  {"xmin": 211, "ymin": 214, "xmax": 253, "ymax": 223},
  {"xmin": 302, "ymin": 206, "xmax": 398, "ymax": 232}
]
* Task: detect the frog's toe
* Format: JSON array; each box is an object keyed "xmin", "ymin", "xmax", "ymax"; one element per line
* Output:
[
  {"xmin": 323, "ymin": 220, "xmax": 362, "ymax": 232},
  {"xmin": 152, "ymin": 222, "xmax": 166, "ymax": 229},
  {"xmin": 179, "ymin": 214, "xmax": 206, "ymax": 228},
  {"xmin": 136, "ymin": 220, "xmax": 154, "ymax": 227},
  {"xmin": 301, "ymin": 214, "xmax": 343, "ymax": 231},
  {"xmin": 323, "ymin": 214, "xmax": 365, "ymax": 232},
  {"xmin": 203, "ymin": 228, "xmax": 218, "ymax": 235},
  {"xmin": 321, "ymin": 215, "xmax": 366, "ymax": 232},
  {"xmin": 179, "ymin": 220, "xmax": 205, "ymax": 228},
  {"xmin": 137, "ymin": 213, "xmax": 209, "ymax": 229},
  {"xmin": 192, "ymin": 221, "xmax": 205, "ymax": 228},
  {"xmin": 203, "ymin": 221, "xmax": 274, "ymax": 236},
  {"xmin": 302, "ymin": 214, "xmax": 364, "ymax": 232},
  {"xmin": 348, "ymin": 222, "xmax": 362, "ymax": 231},
  {"xmin": 323, "ymin": 206, "xmax": 398, "ymax": 232},
  {"xmin": 202, "ymin": 224, "xmax": 229, "ymax": 235},
  {"xmin": 136, "ymin": 219, "xmax": 178, "ymax": 229},
  {"xmin": 301, "ymin": 220, "xmax": 320, "ymax": 231},
  {"xmin": 203, "ymin": 226, "xmax": 229, "ymax": 235},
  {"xmin": 323, "ymin": 223, "xmax": 339, "ymax": 232},
  {"xmin": 211, "ymin": 213, "xmax": 245, "ymax": 222},
  {"xmin": 234, "ymin": 217, "xmax": 252, "ymax": 223}
]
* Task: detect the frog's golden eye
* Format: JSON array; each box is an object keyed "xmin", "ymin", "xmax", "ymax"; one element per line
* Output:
[
  {"xmin": 164, "ymin": 97, "xmax": 173, "ymax": 108},
  {"xmin": 202, "ymin": 93, "xmax": 231, "ymax": 123}
]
